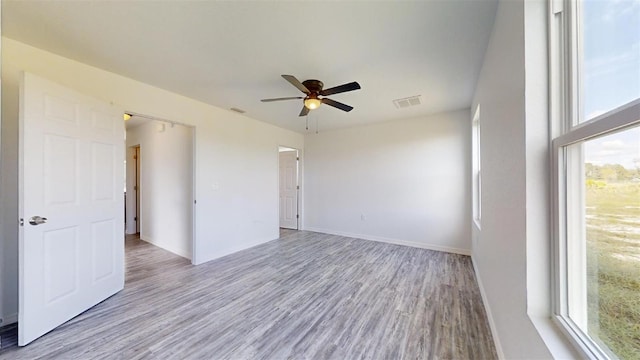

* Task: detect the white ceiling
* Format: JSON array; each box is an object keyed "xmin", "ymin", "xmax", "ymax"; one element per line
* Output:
[{"xmin": 2, "ymin": 0, "xmax": 497, "ymax": 133}]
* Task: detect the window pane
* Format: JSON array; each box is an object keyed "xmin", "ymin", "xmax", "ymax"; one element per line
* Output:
[
  {"xmin": 580, "ymin": 0, "xmax": 640, "ymax": 122},
  {"xmin": 472, "ymin": 106, "xmax": 481, "ymax": 224},
  {"xmin": 567, "ymin": 125, "xmax": 640, "ymax": 358}
]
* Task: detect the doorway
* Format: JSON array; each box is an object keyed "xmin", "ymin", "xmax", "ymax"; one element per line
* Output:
[
  {"xmin": 278, "ymin": 146, "xmax": 299, "ymax": 230},
  {"xmin": 134, "ymin": 145, "xmax": 141, "ymax": 233},
  {"xmin": 125, "ymin": 115, "xmax": 196, "ymax": 261}
]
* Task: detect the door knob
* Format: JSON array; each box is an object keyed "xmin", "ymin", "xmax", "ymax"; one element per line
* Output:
[{"xmin": 28, "ymin": 216, "xmax": 48, "ymax": 226}]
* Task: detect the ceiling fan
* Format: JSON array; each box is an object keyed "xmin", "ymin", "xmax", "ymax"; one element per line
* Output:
[{"xmin": 261, "ymin": 75, "xmax": 361, "ymax": 116}]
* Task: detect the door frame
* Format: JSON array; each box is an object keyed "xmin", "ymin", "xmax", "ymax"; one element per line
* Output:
[
  {"xmin": 135, "ymin": 145, "xmax": 140, "ymax": 233},
  {"xmin": 124, "ymin": 113, "xmax": 198, "ymax": 264},
  {"xmin": 278, "ymin": 145, "xmax": 301, "ymax": 231}
]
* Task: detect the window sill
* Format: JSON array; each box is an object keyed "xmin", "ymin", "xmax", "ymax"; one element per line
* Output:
[{"xmin": 529, "ymin": 315, "xmax": 582, "ymax": 359}]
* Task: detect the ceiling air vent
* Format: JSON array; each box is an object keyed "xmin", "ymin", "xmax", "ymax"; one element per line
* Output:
[
  {"xmin": 393, "ymin": 95, "xmax": 422, "ymax": 109},
  {"xmin": 230, "ymin": 107, "xmax": 246, "ymax": 114}
]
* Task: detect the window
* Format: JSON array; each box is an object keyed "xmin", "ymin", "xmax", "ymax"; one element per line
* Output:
[
  {"xmin": 552, "ymin": 1, "xmax": 640, "ymax": 359},
  {"xmin": 472, "ymin": 105, "xmax": 481, "ymax": 227}
]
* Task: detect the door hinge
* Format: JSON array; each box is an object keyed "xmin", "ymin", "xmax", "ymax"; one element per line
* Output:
[
  {"xmin": 133, "ymin": 154, "xmax": 137, "ymax": 160},
  {"xmin": 296, "ymin": 214, "xmax": 299, "ymax": 219},
  {"xmin": 134, "ymin": 185, "xmax": 138, "ymax": 191},
  {"xmin": 296, "ymin": 185, "xmax": 299, "ymax": 190},
  {"xmin": 296, "ymin": 157, "xmax": 299, "ymax": 161},
  {"xmin": 19, "ymin": 218, "xmax": 24, "ymax": 226},
  {"xmin": 194, "ymin": 200, "xmax": 197, "ymax": 204},
  {"xmin": 134, "ymin": 216, "xmax": 137, "ymax": 221}
]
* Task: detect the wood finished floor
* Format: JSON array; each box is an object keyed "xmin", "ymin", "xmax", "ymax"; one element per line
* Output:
[{"xmin": 0, "ymin": 230, "xmax": 497, "ymax": 360}]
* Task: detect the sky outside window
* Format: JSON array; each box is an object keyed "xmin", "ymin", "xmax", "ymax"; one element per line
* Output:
[
  {"xmin": 583, "ymin": 0, "xmax": 640, "ymax": 170},
  {"xmin": 582, "ymin": 0, "xmax": 640, "ymax": 121}
]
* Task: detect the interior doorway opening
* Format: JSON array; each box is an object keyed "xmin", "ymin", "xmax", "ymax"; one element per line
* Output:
[
  {"xmin": 278, "ymin": 146, "xmax": 300, "ymax": 230},
  {"xmin": 125, "ymin": 115, "xmax": 196, "ymax": 261},
  {"xmin": 134, "ymin": 145, "xmax": 141, "ymax": 233}
]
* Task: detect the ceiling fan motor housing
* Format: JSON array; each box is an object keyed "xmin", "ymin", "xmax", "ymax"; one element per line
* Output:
[{"xmin": 302, "ymin": 80, "xmax": 324, "ymax": 94}]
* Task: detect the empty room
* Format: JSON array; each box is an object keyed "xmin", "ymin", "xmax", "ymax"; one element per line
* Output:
[{"xmin": 1, "ymin": 1, "xmax": 639, "ymax": 359}]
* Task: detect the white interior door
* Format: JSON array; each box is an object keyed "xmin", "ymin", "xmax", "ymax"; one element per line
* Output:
[
  {"xmin": 279, "ymin": 150, "xmax": 298, "ymax": 230},
  {"xmin": 19, "ymin": 72, "xmax": 125, "ymax": 346}
]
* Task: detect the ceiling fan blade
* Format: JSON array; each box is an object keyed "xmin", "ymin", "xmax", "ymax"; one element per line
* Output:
[
  {"xmin": 322, "ymin": 98, "xmax": 354, "ymax": 112},
  {"xmin": 282, "ymin": 75, "xmax": 310, "ymax": 94},
  {"xmin": 261, "ymin": 96, "xmax": 304, "ymax": 102},
  {"xmin": 299, "ymin": 106, "xmax": 310, "ymax": 117},
  {"xmin": 320, "ymin": 81, "xmax": 361, "ymax": 96}
]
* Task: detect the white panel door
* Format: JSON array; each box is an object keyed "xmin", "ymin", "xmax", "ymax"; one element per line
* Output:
[
  {"xmin": 18, "ymin": 72, "xmax": 125, "ymax": 346},
  {"xmin": 279, "ymin": 151, "xmax": 298, "ymax": 230}
]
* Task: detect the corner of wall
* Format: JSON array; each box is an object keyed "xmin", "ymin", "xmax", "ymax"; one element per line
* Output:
[
  {"xmin": 307, "ymin": 227, "xmax": 472, "ymax": 256},
  {"xmin": 471, "ymin": 256, "xmax": 505, "ymax": 359},
  {"xmin": 1, "ymin": 8, "xmax": 6, "ymax": 326},
  {"xmin": 468, "ymin": 1, "xmax": 553, "ymax": 358}
]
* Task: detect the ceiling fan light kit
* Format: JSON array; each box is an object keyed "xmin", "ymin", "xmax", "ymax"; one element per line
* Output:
[
  {"xmin": 304, "ymin": 97, "xmax": 321, "ymax": 110},
  {"xmin": 262, "ymin": 75, "xmax": 361, "ymax": 116}
]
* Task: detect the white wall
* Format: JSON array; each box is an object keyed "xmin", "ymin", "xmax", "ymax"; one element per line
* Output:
[
  {"xmin": 126, "ymin": 121, "xmax": 193, "ymax": 259},
  {"xmin": 0, "ymin": 5, "xmax": 4, "ymax": 326},
  {"xmin": 304, "ymin": 110, "xmax": 471, "ymax": 255},
  {"xmin": 0, "ymin": 39, "xmax": 20, "ymax": 327},
  {"xmin": 0, "ymin": 38, "xmax": 304, "ymax": 324},
  {"xmin": 470, "ymin": 1, "xmax": 559, "ymax": 358}
]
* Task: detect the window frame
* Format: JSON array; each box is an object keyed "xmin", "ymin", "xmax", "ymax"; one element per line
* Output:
[
  {"xmin": 550, "ymin": 0, "xmax": 640, "ymax": 358},
  {"xmin": 472, "ymin": 105, "xmax": 481, "ymax": 228},
  {"xmin": 552, "ymin": 100, "xmax": 640, "ymax": 359}
]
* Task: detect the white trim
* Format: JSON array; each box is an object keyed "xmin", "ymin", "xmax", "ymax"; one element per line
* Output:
[
  {"xmin": 471, "ymin": 257, "xmax": 505, "ymax": 360},
  {"xmin": 277, "ymin": 145, "xmax": 301, "ymax": 231},
  {"xmin": 554, "ymin": 99, "xmax": 640, "ymax": 147},
  {"xmin": 190, "ymin": 125, "xmax": 197, "ymax": 266},
  {"xmin": 552, "ymin": 315, "xmax": 603, "ymax": 360},
  {"xmin": 304, "ymin": 227, "xmax": 471, "ymax": 256},
  {"xmin": 530, "ymin": 315, "xmax": 582, "ymax": 359}
]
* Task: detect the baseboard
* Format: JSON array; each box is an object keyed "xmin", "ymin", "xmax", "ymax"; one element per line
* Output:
[
  {"xmin": 304, "ymin": 227, "xmax": 471, "ymax": 256},
  {"xmin": 471, "ymin": 256, "xmax": 505, "ymax": 359},
  {"xmin": 0, "ymin": 313, "xmax": 18, "ymax": 326},
  {"xmin": 193, "ymin": 235, "xmax": 279, "ymax": 265},
  {"xmin": 139, "ymin": 235, "xmax": 191, "ymax": 260}
]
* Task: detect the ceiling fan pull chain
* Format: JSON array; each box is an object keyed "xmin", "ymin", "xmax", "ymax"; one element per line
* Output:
[
  {"xmin": 306, "ymin": 115, "xmax": 309, "ymax": 131},
  {"xmin": 316, "ymin": 116, "xmax": 319, "ymax": 134}
]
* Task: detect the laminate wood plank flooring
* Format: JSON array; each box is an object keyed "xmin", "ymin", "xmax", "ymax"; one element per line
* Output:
[
  {"xmin": 0, "ymin": 230, "xmax": 497, "ymax": 359},
  {"xmin": 0, "ymin": 324, "xmax": 17, "ymax": 350}
]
